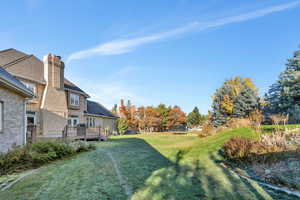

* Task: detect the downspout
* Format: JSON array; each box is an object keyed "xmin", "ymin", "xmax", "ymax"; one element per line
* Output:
[{"xmin": 23, "ymin": 99, "xmax": 27, "ymax": 145}]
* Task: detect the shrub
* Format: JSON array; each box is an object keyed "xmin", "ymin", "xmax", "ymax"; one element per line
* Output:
[
  {"xmin": 222, "ymin": 137, "xmax": 253, "ymax": 159},
  {"xmin": 227, "ymin": 118, "xmax": 252, "ymax": 129},
  {"xmin": 198, "ymin": 124, "xmax": 217, "ymax": 137},
  {"xmin": 222, "ymin": 135, "xmax": 289, "ymax": 164},
  {"xmin": 69, "ymin": 141, "xmax": 96, "ymax": 152},
  {"xmin": 0, "ymin": 141, "xmax": 95, "ymax": 175}
]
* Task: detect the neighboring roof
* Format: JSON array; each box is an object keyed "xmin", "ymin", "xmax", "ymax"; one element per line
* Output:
[
  {"xmin": 86, "ymin": 100, "xmax": 118, "ymax": 118},
  {"xmin": 0, "ymin": 48, "xmax": 45, "ymax": 83},
  {"xmin": 0, "ymin": 66, "xmax": 34, "ymax": 98},
  {"xmin": 0, "ymin": 48, "xmax": 89, "ymax": 96},
  {"xmin": 64, "ymin": 78, "xmax": 89, "ymax": 97}
]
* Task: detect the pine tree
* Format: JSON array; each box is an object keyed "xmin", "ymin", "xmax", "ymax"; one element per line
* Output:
[
  {"xmin": 265, "ymin": 47, "xmax": 300, "ymax": 121},
  {"xmin": 187, "ymin": 107, "xmax": 201, "ymax": 128},
  {"xmin": 233, "ymin": 86, "xmax": 260, "ymax": 118}
]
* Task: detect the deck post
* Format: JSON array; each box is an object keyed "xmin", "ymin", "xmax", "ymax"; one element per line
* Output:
[
  {"xmin": 84, "ymin": 125, "xmax": 87, "ymax": 141},
  {"xmin": 98, "ymin": 126, "xmax": 101, "ymax": 141}
]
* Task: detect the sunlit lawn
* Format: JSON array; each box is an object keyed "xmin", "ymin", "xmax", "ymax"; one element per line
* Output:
[{"xmin": 1, "ymin": 128, "xmax": 297, "ymax": 200}]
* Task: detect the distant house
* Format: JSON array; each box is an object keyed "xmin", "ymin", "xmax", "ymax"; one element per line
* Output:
[
  {"xmin": 0, "ymin": 67, "xmax": 34, "ymax": 153},
  {"xmin": 0, "ymin": 48, "xmax": 118, "ymax": 137}
]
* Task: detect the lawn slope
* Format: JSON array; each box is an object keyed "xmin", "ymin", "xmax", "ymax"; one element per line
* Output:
[{"xmin": 0, "ymin": 128, "xmax": 297, "ymax": 200}]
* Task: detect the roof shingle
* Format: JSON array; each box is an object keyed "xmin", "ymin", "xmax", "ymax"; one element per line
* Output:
[
  {"xmin": 0, "ymin": 66, "xmax": 34, "ymax": 97},
  {"xmin": 86, "ymin": 100, "xmax": 118, "ymax": 118}
]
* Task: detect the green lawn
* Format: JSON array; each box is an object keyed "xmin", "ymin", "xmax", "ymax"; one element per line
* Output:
[{"xmin": 1, "ymin": 128, "xmax": 297, "ymax": 200}]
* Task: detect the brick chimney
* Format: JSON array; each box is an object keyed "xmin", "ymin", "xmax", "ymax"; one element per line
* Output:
[{"xmin": 43, "ymin": 54, "xmax": 64, "ymax": 90}]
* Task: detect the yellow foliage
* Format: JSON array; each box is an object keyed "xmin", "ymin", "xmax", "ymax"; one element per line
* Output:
[{"xmin": 220, "ymin": 94, "xmax": 234, "ymax": 114}]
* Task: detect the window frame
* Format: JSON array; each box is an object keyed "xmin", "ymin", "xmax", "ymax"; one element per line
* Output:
[
  {"xmin": 68, "ymin": 116, "xmax": 79, "ymax": 127},
  {"xmin": 70, "ymin": 93, "xmax": 80, "ymax": 107}
]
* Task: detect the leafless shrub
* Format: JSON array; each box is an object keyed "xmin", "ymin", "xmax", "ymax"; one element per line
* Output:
[
  {"xmin": 249, "ymin": 110, "xmax": 263, "ymax": 135},
  {"xmin": 270, "ymin": 114, "xmax": 289, "ymax": 133}
]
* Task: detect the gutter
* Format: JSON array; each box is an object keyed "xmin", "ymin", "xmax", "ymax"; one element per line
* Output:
[
  {"xmin": 0, "ymin": 77, "xmax": 34, "ymax": 98},
  {"xmin": 84, "ymin": 113, "xmax": 119, "ymax": 119}
]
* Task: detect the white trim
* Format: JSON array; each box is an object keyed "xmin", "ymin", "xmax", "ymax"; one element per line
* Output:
[
  {"xmin": 24, "ymin": 100, "xmax": 27, "ymax": 145},
  {"xmin": 64, "ymin": 88, "xmax": 89, "ymax": 97}
]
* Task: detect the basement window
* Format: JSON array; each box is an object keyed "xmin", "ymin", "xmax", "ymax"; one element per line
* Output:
[
  {"xmin": 0, "ymin": 102, "xmax": 3, "ymax": 133},
  {"xmin": 70, "ymin": 93, "xmax": 80, "ymax": 106}
]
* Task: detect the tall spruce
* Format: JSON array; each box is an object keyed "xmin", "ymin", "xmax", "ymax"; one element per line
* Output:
[
  {"xmin": 187, "ymin": 107, "xmax": 201, "ymax": 128},
  {"xmin": 265, "ymin": 47, "xmax": 300, "ymax": 121},
  {"xmin": 233, "ymin": 86, "xmax": 260, "ymax": 118}
]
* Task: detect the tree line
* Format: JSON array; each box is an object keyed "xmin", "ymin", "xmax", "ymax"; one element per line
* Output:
[{"xmin": 113, "ymin": 100, "xmax": 187, "ymax": 133}]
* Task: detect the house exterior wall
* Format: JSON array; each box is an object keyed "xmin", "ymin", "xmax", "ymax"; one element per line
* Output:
[
  {"xmin": 67, "ymin": 90, "xmax": 87, "ymax": 125},
  {"xmin": 86, "ymin": 115, "xmax": 117, "ymax": 134},
  {"xmin": 0, "ymin": 87, "xmax": 26, "ymax": 153},
  {"xmin": 17, "ymin": 78, "xmax": 45, "ymax": 135}
]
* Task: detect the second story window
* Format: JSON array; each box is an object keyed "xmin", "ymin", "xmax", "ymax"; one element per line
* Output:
[
  {"xmin": 70, "ymin": 93, "xmax": 80, "ymax": 106},
  {"xmin": 22, "ymin": 81, "xmax": 36, "ymax": 95}
]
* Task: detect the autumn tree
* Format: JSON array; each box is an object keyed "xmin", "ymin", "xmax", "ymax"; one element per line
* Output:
[
  {"xmin": 211, "ymin": 77, "xmax": 260, "ymax": 127},
  {"xmin": 167, "ymin": 106, "xmax": 186, "ymax": 130}
]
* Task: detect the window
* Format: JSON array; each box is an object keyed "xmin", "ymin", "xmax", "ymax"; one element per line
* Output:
[
  {"xmin": 26, "ymin": 111, "xmax": 36, "ymax": 125},
  {"xmin": 0, "ymin": 102, "xmax": 3, "ymax": 132},
  {"xmin": 21, "ymin": 81, "xmax": 36, "ymax": 95},
  {"xmin": 68, "ymin": 116, "xmax": 79, "ymax": 127},
  {"xmin": 86, "ymin": 117, "xmax": 89, "ymax": 127},
  {"xmin": 70, "ymin": 93, "xmax": 80, "ymax": 106},
  {"xmin": 89, "ymin": 118, "xmax": 93, "ymax": 127}
]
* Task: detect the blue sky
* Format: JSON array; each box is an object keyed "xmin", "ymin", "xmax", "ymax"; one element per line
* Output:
[{"xmin": 1, "ymin": 0, "xmax": 300, "ymax": 114}]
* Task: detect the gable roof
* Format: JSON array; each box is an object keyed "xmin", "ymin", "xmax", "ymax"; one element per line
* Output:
[
  {"xmin": 86, "ymin": 100, "xmax": 118, "ymax": 118},
  {"xmin": 0, "ymin": 66, "xmax": 34, "ymax": 97},
  {"xmin": 64, "ymin": 79, "xmax": 90, "ymax": 97},
  {"xmin": 0, "ymin": 48, "xmax": 88, "ymax": 96}
]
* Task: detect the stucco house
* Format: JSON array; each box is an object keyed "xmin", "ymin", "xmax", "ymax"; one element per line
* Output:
[
  {"xmin": 0, "ymin": 48, "xmax": 118, "ymax": 137},
  {"xmin": 0, "ymin": 67, "xmax": 34, "ymax": 153}
]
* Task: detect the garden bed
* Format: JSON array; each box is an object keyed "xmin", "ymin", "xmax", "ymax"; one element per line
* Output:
[
  {"xmin": 222, "ymin": 131, "xmax": 300, "ymax": 192},
  {"xmin": 0, "ymin": 141, "xmax": 96, "ymax": 176}
]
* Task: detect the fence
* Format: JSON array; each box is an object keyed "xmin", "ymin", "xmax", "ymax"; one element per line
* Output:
[{"xmin": 62, "ymin": 124, "xmax": 109, "ymax": 142}]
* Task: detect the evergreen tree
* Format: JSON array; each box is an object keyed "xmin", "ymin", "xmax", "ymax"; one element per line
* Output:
[
  {"xmin": 117, "ymin": 118, "xmax": 129, "ymax": 134},
  {"xmin": 210, "ymin": 77, "xmax": 260, "ymax": 127},
  {"xmin": 187, "ymin": 107, "xmax": 201, "ymax": 128},
  {"xmin": 265, "ymin": 47, "xmax": 300, "ymax": 121},
  {"xmin": 233, "ymin": 86, "xmax": 260, "ymax": 118}
]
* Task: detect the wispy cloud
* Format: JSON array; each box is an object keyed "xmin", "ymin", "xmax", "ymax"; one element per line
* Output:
[
  {"xmin": 67, "ymin": 1, "xmax": 300, "ymax": 62},
  {"xmin": 72, "ymin": 66, "xmax": 147, "ymax": 109}
]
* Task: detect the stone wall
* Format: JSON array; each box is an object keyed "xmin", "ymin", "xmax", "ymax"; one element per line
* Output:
[{"xmin": 0, "ymin": 87, "xmax": 26, "ymax": 153}]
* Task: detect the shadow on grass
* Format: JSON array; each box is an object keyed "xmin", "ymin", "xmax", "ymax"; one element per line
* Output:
[{"xmin": 102, "ymin": 137, "xmax": 297, "ymax": 200}]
